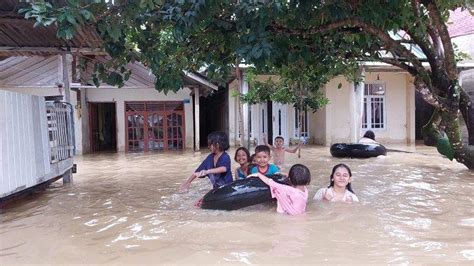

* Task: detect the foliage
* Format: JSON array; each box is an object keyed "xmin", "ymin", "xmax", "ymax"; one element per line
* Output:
[{"xmin": 20, "ymin": 0, "xmax": 474, "ymax": 168}]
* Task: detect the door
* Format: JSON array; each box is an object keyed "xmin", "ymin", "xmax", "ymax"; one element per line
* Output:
[
  {"xmin": 125, "ymin": 101, "xmax": 185, "ymax": 152},
  {"xmin": 272, "ymin": 102, "xmax": 288, "ymax": 144},
  {"xmin": 89, "ymin": 102, "xmax": 117, "ymax": 152}
]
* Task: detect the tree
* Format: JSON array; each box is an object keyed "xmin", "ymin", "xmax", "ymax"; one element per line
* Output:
[{"xmin": 22, "ymin": 0, "xmax": 474, "ymax": 169}]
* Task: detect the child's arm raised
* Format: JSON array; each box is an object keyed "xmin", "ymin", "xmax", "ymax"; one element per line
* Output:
[
  {"xmin": 285, "ymin": 142, "xmax": 302, "ymax": 153},
  {"xmin": 262, "ymin": 135, "xmax": 274, "ymax": 150},
  {"xmin": 248, "ymin": 172, "xmax": 271, "ymax": 186}
]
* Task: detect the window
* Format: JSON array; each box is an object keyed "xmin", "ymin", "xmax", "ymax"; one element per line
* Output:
[
  {"xmin": 362, "ymin": 83, "xmax": 385, "ymax": 129},
  {"xmin": 294, "ymin": 108, "xmax": 309, "ymax": 137}
]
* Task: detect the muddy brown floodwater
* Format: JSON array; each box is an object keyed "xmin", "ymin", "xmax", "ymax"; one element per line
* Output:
[{"xmin": 1, "ymin": 145, "xmax": 473, "ymax": 264}]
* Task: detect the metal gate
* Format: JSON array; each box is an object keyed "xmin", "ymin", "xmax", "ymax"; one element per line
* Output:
[{"xmin": 125, "ymin": 101, "xmax": 185, "ymax": 152}]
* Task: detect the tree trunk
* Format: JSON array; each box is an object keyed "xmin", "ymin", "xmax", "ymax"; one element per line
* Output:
[
  {"xmin": 459, "ymin": 90, "xmax": 474, "ymax": 145},
  {"xmin": 422, "ymin": 108, "xmax": 442, "ymax": 146},
  {"xmin": 443, "ymin": 109, "xmax": 474, "ymax": 169}
]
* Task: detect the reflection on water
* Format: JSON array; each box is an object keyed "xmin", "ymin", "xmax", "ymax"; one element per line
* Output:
[{"xmin": 1, "ymin": 146, "xmax": 473, "ymax": 264}]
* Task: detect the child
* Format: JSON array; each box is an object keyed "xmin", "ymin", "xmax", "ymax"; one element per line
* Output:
[
  {"xmin": 234, "ymin": 147, "xmax": 251, "ymax": 180},
  {"xmin": 263, "ymin": 136, "xmax": 302, "ymax": 169},
  {"xmin": 249, "ymin": 164, "xmax": 311, "ymax": 215},
  {"xmin": 313, "ymin": 163, "xmax": 359, "ymax": 203},
  {"xmin": 179, "ymin": 131, "xmax": 233, "ymax": 193},
  {"xmin": 250, "ymin": 145, "xmax": 280, "ymax": 176},
  {"xmin": 359, "ymin": 130, "xmax": 377, "ymax": 144}
]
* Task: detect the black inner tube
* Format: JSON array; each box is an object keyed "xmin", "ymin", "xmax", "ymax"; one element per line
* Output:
[
  {"xmin": 200, "ymin": 174, "xmax": 288, "ymax": 210},
  {"xmin": 330, "ymin": 143, "xmax": 387, "ymax": 158}
]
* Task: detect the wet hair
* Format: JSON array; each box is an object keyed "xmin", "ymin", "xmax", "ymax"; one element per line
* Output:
[
  {"xmin": 288, "ymin": 164, "xmax": 311, "ymax": 186},
  {"xmin": 255, "ymin": 145, "xmax": 271, "ymax": 155},
  {"xmin": 207, "ymin": 131, "xmax": 229, "ymax": 151},
  {"xmin": 274, "ymin": 136, "xmax": 284, "ymax": 142},
  {"xmin": 249, "ymin": 153, "xmax": 256, "ymax": 163},
  {"xmin": 234, "ymin": 147, "xmax": 250, "ymax": 162},
  {"xmin": 328, "ymin": 163, "xmax": 355, "ymax": 194},
  {"xmin": 363, "ymin": 130, "xmax": 375, "ymax": 141}
]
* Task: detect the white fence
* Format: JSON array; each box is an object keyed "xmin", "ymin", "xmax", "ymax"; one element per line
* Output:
[{"xmin": 0, "ymin": 90, "xmax": 74, "ymax": 199}]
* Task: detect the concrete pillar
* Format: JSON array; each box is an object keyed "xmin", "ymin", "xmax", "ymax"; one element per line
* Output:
[
  {"xmin": 63, "ymin": 169, "xmax": 73, "ymax": 184},
  {"xmin": 406, "ymin": 75, "xmax": 416, "ymax": 144},
  {"xmin": 242, "ymin": 75, "xmax": 249, "ymax": 148},
  {"xmin": 350, "ymin": 67, "xmax": 365, "ymax": 142}
]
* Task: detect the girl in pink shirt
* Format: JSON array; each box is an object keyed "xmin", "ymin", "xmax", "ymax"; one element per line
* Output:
[{"xmin": 249, "ymin": 164, "xmax": 311, "ymax": 215}]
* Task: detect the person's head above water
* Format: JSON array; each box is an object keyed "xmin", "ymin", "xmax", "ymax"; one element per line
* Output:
[
  {"xmin": 288, "ymin": 164, "xmax": 311, "ymax": 186},
  {"xmin": 274, "ymin": 136, "xmax": 284, "ymax": 147},
  {"xmin": 363, "ymin": 130, "xmax": 375, "ymax": 140},
  {"xmin": 234, "ymin": 147, "xmax": 250, "ymax": 165},
  {"xmin": 207, "ymin": 131, "xmax": 229, "ymax": 152},
  {"xmin": 328, "ymin": 163, "xmax": 355, "ymax": 194},
  {"xmin": 254, "ymin": 145, "xmax": 271, "ymax": 167}
]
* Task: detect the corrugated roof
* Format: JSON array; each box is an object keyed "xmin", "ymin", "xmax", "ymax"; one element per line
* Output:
[
  {"xmin": 0, "ymin": 56, "xmax": 62, "ymax": 86},
  {"xmin": 0, "ymin": 56, "xmax": 218, "ymax": 92},
  {"xmin": 448, "ymin": 9, "xmax": 474, "ymax": 38},
  {"xmin": 0, "ymin": 17, "xmax": 103, "ymax": 56},
  {"xmin": 0, "ymin": 1, "xmax": 102, "ymax": 56}
]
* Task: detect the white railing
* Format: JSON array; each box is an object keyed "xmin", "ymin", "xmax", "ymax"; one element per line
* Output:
[{"xmin": 46, "ymin": 102, "xmax": 75, "ymax": 163}]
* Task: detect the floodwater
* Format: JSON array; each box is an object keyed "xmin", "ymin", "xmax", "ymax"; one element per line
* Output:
[{"xmin": 1, "ymin": 145, "xmax": 473, "ymax": 264}]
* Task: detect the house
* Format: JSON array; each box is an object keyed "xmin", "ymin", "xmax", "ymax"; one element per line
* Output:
[
  {"xmin": 227, "ymin": 9, "xmax": 474, "ymax": 148},
  {"xmin": 227, "ymin": 66, "xmax": 417, "ymax": 147},
  {"xmin": 0, "ymin": 1, "xmax": 223, "ymax": 156}
]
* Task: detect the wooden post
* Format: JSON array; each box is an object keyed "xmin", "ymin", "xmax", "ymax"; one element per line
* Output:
[
  {"xmin": 194, "ymin": 87, "xmax": 200, "ymax": 151},
  {"xmin": 61, "ymin": 54, "xmax": 72, "ymax": 103}
]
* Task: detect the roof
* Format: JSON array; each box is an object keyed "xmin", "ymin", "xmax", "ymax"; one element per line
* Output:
[
  {"xmin": 0, "ymin": 1, "xmax": 103, "ymax": 56},
  {"xmin": 448, "ymin": 9, "xmax": 474, "ymax": 38},
  {"xmin": 0, "ymin": 55, "xmax": 218, "ymax": 92}
]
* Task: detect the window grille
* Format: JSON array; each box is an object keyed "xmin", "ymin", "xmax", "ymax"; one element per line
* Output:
[
  {"xmin": 46, "ymin": 102, "xmax": 75, "ymax": 163},
  {"xmin": 362, "ymin": 83, "xmax": 386, "ymax": 129}
]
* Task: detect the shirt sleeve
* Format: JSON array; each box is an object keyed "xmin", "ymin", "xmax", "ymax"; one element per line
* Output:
[
  {"xmin": 313, "ymin": 188, "xmax": 327, "ymax": 201},
  {"xmin": 250, "ymin": 166, "xmax": 257, "ymax": 174},
  {"xmin": 268, "ymin": 164, "xmax": 280, "ymax": 175},
  {"xmin": 195, "ymin": 154, "xmax": 212, "ymax": 172},
  {"xmin": 217, "ymin": 153, "xmax": 231, "ymax": 172},
  {"xmin": 267, "ymin": 179, "xmax": 287, "ymax": 199},
  {"xmin": 347, "ymin": 192, "xmax": 360, "ymax": 202}
]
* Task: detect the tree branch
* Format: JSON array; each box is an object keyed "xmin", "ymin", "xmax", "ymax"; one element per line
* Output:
[
  {"xmin": 414, "ymin": 76, "xmax": 445, "ymax": 109},
  {"xmin": 269, "ymin": 18, "xmax": 431, "ymax": 83},
  {"xmin": 424, "ymin": 0, "xmax": 457, "ymax": 79}
]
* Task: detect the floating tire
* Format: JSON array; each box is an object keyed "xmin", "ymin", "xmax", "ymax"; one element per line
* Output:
[
  {"xmin": 330, "ymin": 143, "xmax": 387, "ymax": 158},
  {"xmin": 200, "ymin": 174, "xmax": 288, "ymax": 210}
]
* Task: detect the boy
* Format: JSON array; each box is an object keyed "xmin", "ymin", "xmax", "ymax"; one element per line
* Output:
[
  {"xmin": 250, "ymin": 145, "xmax": 280, "ymax": 176},
  {"xmin": 263, "ymin": 136, "xmax": 302, "ymax": 169}
]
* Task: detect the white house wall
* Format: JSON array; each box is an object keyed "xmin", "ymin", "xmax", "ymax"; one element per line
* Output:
[
  {"xmin": 322, "ymin": 77, "xmax": 353, "ymax": 144},
  {"xmin": 316, "ymin": 72, "xmax": 414, "ymax": 145},
  {"xmin": 84, "ymin": 87, "xmax": 193, "ymax": 152},
  {"xmin": 0, "ymin": 91, "xmax": 49, "ymax": 197},
  {"xmin": 0, "ymin": 87, "xmax": 83, "ymax": 154}
]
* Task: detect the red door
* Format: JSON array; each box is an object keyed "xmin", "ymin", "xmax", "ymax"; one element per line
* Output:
[{"xmin": 125, "ymin": 101, "xmax": 185, "ymax": 152}]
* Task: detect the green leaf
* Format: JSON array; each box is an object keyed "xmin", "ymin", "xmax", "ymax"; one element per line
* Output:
[
  {"xmin": 80, "ymin": 9, "xmax": 91, "ymax": 20},
  {"xmin": 65, "ymin": 14, "xmax": 77, "ymax": 26},
  {"xmin": 436, "ymin": 136, "xmax": 455, "ymax": 161}
]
